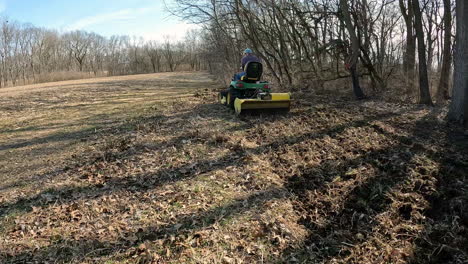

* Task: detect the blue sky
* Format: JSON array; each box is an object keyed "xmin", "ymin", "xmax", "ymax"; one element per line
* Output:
[{"xmin": 0, "ymin": 0, "xmax": 196, "ymax": 40}]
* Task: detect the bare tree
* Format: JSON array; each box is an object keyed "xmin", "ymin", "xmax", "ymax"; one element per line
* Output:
[
  {"xmin": 64, "ymin": 31, "xmax": 91, "ymax": 72},
  {"xmin": 412, "ymin": 0, "xmax": 433, "ymax": 105},
  {"xmin": 184, "ymin": 30, "xmax": 201, "ymax": 71},
  {"xmin": 88, "ymin": 33, "xmax": 106, "ymax": 76},
  {"xmin": 449, "ymin": 0, "xmax": 468, "ymax": 127},
  {"xmin": 106, "ymin": 35, "xmax": 129, "ymax": 76},
  {"xmin": 399, "ymin": 0, "xmax": 416, "ymax": 95},
  {"xmin": 0, "ymin": 18, "xmax": 14, "ymax": 87},
  {"xmin": 162, "ymin": 37, "xmax": 176, "ymax": 72},
  {"xmin": 437, "ymin": 0, "xmax": 453, "ymax": 103},
  {"xmin": 340, "ymin": 0, "xmax": 366, "ymax": 99},
  {"xmin": 145, "ymin": 41, "xmax": 163, "ymax": 73}
]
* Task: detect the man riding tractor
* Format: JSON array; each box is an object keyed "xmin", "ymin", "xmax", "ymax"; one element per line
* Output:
[
  {"xmin": 233, "ymin": 48, "xmax": 261, "ymax": 81},
  {"xmin": 219, "ymin": 49, "xmax": 291, "ymax": 115}
]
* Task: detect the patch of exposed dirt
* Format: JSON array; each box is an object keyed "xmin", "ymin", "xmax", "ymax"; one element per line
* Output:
[{"xmin": 0, "ymin": 73, "xmax": 467, "ymax": 263}]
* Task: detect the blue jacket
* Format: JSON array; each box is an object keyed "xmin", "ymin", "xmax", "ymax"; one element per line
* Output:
[{"xmin": 241, "ymin": 54, "xmax": 260, "ymax": 70}]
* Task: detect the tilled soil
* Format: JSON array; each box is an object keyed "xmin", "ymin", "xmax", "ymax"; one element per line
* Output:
[{"xmin": 0, "ymin": 72, "xmax": 467, "ymax": 263}]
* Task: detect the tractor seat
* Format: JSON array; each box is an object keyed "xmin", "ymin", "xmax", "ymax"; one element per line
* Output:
[{"xmin": 241, "ymin": 62, "xmax": 263, "ymax": 83}]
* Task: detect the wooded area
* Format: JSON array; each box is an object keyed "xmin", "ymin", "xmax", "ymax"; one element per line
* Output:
[
  {"xmin": 0, "ymin": 18, "xmax": 206, "ymax": 86},
  {"xmin": 169, "ymin": 0, "xmax": 468, "ymax": 126}
]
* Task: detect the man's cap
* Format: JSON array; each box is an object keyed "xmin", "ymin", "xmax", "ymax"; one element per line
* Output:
[{"xmin": 244, "ymin": 48, "xmax": 252, "ymax": 54}]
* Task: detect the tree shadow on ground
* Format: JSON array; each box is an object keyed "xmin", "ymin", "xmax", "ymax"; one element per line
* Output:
[
  {"xmin": 5, "ymin": 188, "xmax": 287, "ymax": 263},
  {"xmin": 408, "ymin": 109, "xmax": 468, "ymax": 264},
  {"xmin": 1, "ymin": 107, "xmax": 400, "ymax": 263},
  {"xmin": 277, "ymin": 107, "xmax": 468, "ymax": 263},
  {"xmin": 0, "ymin": 100, "xmax": 270, "ymax": 216}
]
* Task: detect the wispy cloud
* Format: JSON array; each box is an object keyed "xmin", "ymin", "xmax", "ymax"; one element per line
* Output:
[
  {"xmin": 141, "ymin": 22, "xmax": 199, "ymax": 42},
  {"xmin": 66, "ymin": 7, "xmax": 153, "ymax": 31}
]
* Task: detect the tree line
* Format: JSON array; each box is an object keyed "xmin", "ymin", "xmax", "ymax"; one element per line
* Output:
[
  {"xmin": 0, "ymin": 17, "xmax": 207, "ymax": 87},
  {"xmin": 170, "ymin": 0, "xmax": 468, "ymax": 126}
]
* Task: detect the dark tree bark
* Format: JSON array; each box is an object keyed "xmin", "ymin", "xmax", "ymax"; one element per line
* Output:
[
  {"xmin": 412, "ymin": 0, "xmax": 433, "ymax": 105},
  {"xmin": 340, "ymin": 0, "xmax": 365, "ymax": 99},
  {"xmin": 449, "ymin": 0, "xmax": 468, "ymax": 127},
  {"xmin": 399, "ymin": 0, "xmax": 416, "ymax": 96},
  {"xmin": 437, "ymin": 0, "xmax": 452, "ymax": 104}
]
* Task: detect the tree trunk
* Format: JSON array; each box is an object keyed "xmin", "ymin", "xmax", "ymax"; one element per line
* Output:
[
  {"xmin": 151, "ymin": 59, "xmax": 156, "ymax": 73},
  {"xmin": 412, "ymin": 0, "xmax": 433, "ymax": 105},
  {"xmin": 340, "ymin": 0, "xmax": 365, "ymax": 99},
  {"xmin": 449, "ymin": 0, "xmax": 468, "ymax": 126},
  {"xmin": 400, "ymin": 0, "xmax": 416, "ymax": 96},
  {"xmin": 437, "ymin": 0, "xmax": 453, "ymax": 104}
]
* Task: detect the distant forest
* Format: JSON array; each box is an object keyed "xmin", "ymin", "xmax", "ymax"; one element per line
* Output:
[{"xmin": 0, "ymin": 17, "xmax": 206, "ymax": 86}]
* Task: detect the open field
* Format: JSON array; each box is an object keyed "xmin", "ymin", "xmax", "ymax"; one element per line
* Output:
[{"xmin": 0, "ymin": 72, "xmax": 467, "ymax": 263}]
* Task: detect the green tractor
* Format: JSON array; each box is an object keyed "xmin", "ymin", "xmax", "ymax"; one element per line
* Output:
[{"xmin": 219, "ymin": 62, "xmax": 291, "ymax": 115}]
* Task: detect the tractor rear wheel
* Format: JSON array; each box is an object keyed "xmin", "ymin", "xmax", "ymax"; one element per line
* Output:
[
  {"xmin": 227, "ymin": 89, "xmax": 237, "ymax": 110},
  {"xmin": 219, "ymin": 91, "xmax": 227, "ymax": 105}
]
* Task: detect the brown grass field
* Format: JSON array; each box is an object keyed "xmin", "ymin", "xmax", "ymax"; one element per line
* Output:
[{"xmin": 0, "ymin": 72, "xmax": 467, "ymax": 263}]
